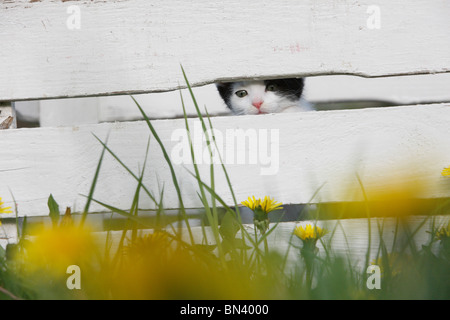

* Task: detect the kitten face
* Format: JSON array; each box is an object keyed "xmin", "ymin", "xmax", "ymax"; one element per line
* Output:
[{"xmin": 216, "ymin": 78, "xmax": 306, "ymax": 115}]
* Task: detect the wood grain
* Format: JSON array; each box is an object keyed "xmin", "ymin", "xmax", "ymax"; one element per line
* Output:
[
  {"xmin": 0, "ymin": 103, "xmax": 449, "ymax": 217},
  {"xmin": 1, "ymin": 0, "xmax": 449, "ymax": 101}
]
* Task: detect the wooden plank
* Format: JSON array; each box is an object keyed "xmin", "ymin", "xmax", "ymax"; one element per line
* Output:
[
  {"xmin": 15, "ymin": 72, "xmax": 450, "ymax": 126},
  {"xmin": 305, "ymin": 73, "xmax": 450, "ymax": 106},
  {"xmin": 0, "ymin": 103, "xmax": 450, "ymax": 218},
  {"xmin": 1, "ymin": 0, "xmax": 449, "ymax": 101}
]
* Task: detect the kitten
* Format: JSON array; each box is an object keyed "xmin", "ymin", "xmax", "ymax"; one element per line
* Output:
[{"xmin": 216, "ymin": 78, "xmax": 313, "ymax": 115}]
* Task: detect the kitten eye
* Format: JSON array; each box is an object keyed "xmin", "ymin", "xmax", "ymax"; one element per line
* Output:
[
  {"xmin": 266, "ymin": 84, "xmax": 278, "ymax": 92},
  {"xmin": 235, "ymin": 90, "xmax": 248, "ymax": 98}
]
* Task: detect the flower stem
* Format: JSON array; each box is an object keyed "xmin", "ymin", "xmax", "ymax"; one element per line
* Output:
[{"xmin": 262, "ymin": 230, "xmax": 269, "ymax": 256}]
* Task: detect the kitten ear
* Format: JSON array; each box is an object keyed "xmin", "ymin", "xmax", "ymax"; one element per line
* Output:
[
  {"xmin": 215, "ymin": 82, "xmax": 232, "ymax": 99},
  {"xmin": 215, "ymin": 82, "xmax": 228, "ymax": 92},
  {"xmin": 215, "ymin": 82, "xmax": 224, "ymax": 90},
  {"xmin": 215, "ymin": 82, "xmax": 234, "ymax": 110}
]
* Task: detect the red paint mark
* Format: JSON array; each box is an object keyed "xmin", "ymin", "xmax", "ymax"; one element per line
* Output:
[
  {"xmin": 290, "ymin": 42, "xmax": 303, "ymax": 53},
  {"xmin": 272, "ymin": 42, "xmax": 306, "ymax": 54}
]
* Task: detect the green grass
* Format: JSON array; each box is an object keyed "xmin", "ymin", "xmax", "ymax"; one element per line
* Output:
[{"xmin": 0, "ymin": 69, "xmax": 449, "ymax": 300}]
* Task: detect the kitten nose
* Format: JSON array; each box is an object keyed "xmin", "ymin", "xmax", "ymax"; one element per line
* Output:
[{"xmin": 252, "ymin": 100, "xmax": 263, "ymax": 109}]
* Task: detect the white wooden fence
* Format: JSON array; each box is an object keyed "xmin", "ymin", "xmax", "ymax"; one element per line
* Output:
[
  {"xmin": 1, "ymin": 0, "xmax": 450, "ymax": 226},
  {"xmin": 13, "ymin": 73, "xmax": 450, "ymax": 127}
]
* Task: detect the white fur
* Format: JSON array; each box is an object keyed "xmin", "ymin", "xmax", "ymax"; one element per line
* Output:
[{"xmin": 227, "ymin": 81, "xmax": 313, "ymax": 115}]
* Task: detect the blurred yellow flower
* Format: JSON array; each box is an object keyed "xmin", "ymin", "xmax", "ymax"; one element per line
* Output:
[
  {"xmin": 19, "ymin": 224, "xmax": 99, "ymax": 277},
  {"xmin": 14, "ymin": 227, "xmax": 272, "ymax": 299},
  {"xmin": 294, "ymin": 224, "xmax": 328, "ymax": 242},
  {"xmin": 330, "ymin": 175, "xmax": 429, "ymax": 219},
  {"xmin": 442, "ymin": 166, "xmax": 450, "ymax": 177},
  {"xmin": 106, "ymin": 231, "xmax": 264, "ymax": 299},
  {"xmin": 241, "ymin": 196, "xmax": 283, "ymax": 214}
]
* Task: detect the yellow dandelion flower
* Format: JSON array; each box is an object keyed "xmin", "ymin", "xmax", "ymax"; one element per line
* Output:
[
  {"xmin": 442, "ymin": 166, "xmax": 450, "ymax": 177},
  {"xmin": 241, "ymin": 196, "xmax": 283, "ymax": 214},
  {"xmin": 0, "ymin": 197, "xmax": 13, "ymax": 226},
  {"xmin": 241, "ymin": 196, "xmax": 260, "ymax": 211},
  {"xmin": 0, "ymin": 197, "xmax": 12, "ymax": 214},
  {"xmin": 242, "ymin": 196, "xmax": 283, "ymax": 234},
  {"xmin": 294, "ymin": 224, "xmax": 328, "ymax": 242},
  {"xmin": 260, "ymin": 196, "xmax": 283, "ymax": 213},
  {"xmin": 436, "ymin": 223, "xmax": 450, "ymax": 241}
]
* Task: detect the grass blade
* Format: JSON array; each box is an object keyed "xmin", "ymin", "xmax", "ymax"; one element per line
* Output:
[
  {"xmin": 92, "ymin": 133, "xmax": 158, "ymax": 206},
  {"xmin": 130, "ymin": 95, "xmax": 194, "ymax": 245},
  {"xmin": 80, "ymin": 133, "xmax": 109, "ymax": 226}
]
